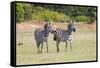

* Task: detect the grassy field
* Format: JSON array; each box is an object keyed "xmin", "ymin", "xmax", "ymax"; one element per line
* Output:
[{"xmin": 16, "ymin": 23, "xmax": 96, "ymax": 65}]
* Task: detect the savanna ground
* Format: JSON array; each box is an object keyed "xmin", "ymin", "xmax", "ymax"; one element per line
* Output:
[{"xmin": 16, "ymin": 22, "xmax": 96, "ymax": 65}]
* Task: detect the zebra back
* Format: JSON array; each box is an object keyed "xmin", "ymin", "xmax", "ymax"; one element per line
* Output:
[
  {"xmin": 52, "ymin": 29, "xmax": 63, "ymax": 41},
  {"xmin": 34, "ymin": 28, "xmax": 50, "ymax": 43},
  {"xmin": 52, "ymin": 28, "xmax": 73, "ymax": 41}
]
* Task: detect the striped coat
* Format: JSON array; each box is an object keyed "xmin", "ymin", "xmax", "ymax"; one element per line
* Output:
[
  {"xmin": 53, "ymin": 29, "xmax": 73, "ymax": 41},
  {"xmin": 34, "ymin": 23, "xmax": 51, "ymax": 53},
  {"xmin": 52, "ymin": 23, "xmax": 76, "ymax": 52}
]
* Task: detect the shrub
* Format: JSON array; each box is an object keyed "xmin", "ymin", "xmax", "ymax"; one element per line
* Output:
[
  {"xmin": 16, "ymin": 3, "xmax": 25, "ymax": 22},
  {"xmin": 32, "ymin": 8, "xmax": 69, "ymax": 23},
  {"xmin": 75, "ymin": 16, "xmax": 88, "ymax": 23}
]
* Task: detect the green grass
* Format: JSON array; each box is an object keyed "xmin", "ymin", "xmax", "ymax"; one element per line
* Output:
[{"xmin": 16, "ymin": 24, "xmax": 96, "ymax": 65}]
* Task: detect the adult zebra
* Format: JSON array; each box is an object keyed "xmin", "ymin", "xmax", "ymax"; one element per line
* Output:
[
  {"xmin": 51, "ymin": 21, "xmax": 76, "ymax": 52},
  {"xmin": 34, "ymin": 22, "xmax": 52, "ymax": 53}
]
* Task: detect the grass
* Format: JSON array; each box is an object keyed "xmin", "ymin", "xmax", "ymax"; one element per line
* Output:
[{"xmin": 16, "ymin": 23, "xmax": 96, "ymax": 65}]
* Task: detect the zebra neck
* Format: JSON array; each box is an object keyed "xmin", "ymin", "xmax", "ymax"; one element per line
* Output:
[
  {"xmin": 43, "ymin": 30, "xmax": 49, "ymax": 37},
  {"xmin": 67, "ymin": 29, "xmax": 72, "ymax": 35}
]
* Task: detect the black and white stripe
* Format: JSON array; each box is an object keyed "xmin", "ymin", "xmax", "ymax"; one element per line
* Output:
[
  {"xmin": 53, "ymin": 29, "xmax": 72, "ymax": 41},
  {"xmin": 34, "ymin": 23, "xmax": 52, "ymax": 53},
  {"xmin": 52, "ymin": 22, "xmax": 76, "ymax": 52}
]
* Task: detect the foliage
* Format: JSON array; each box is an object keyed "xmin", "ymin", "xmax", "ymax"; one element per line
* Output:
[
  {"xmin": 75, "ymin": 16, "xmax": 88, "ymax": 22},
  {"xmin": 16, "ymin": 3, "xmax": 25, "ymax": 22},
  {"xmin": 86, "ymin": 7, "xmax": 97, "ymax": 24},
  {"xmin": 24, "ymin": 4, "xmax": 33, "ymax": 21},
  {"xmin": 32, "ymin": 8, "xmax": 68, "ymax": 22},
  {"xmin": 16, "ymin": 3, "xmax": 97, "ymax": 24}
]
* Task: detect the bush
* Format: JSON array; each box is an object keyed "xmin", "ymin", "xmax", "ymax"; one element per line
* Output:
[
  {"xmin": 16, "ymin": 3, "xmax": 25, "ymax": 22},
  {"xmin": 16, "ymin": 3, "xmax": 96, "ymax": 24},
  {"xmin": 32, "ymin": 8, "xmax": 69, "ymax": 23},
  {"xmin": 75, "ymin": 16, "xmax": 88, "ymax": 22},
  {"xmin": 24, "ymin": 4, "xmax": 33, "ymax": 21}
]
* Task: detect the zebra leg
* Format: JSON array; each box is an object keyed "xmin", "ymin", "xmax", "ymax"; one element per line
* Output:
[
  {"xmin": 65, "ymin": 41, "xmax": 67, "ymax": 52},
  {"xmin": 46, "ymin": 42, "xmax": 48, "ymax": 53},
  {"xmin": 37, "ymin": 41, "xmax": 40, "ymax": 53},
  {"xmin": 38, "ymin": 47, "xmax": 39, "ymax": 53},
  {"xmin": 69, "ymin": 41, "xmax": 72, "ymax": 51},
  {"xmin": 37, "ymin": 43, "xmax": 39, "ymax": 54},
  {"xmin": 56, "ymin": 41, "xmax": 60, "ymax": 52},
  {"xmin": 40, "ymin": 42, "xmax": 43, "ymax": 53}
]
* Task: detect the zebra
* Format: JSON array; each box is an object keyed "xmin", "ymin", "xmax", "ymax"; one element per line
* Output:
[
  {"xmin": 51, "ymin": 21, "xmax": 76, "ymax": 52},
  {"xmin": 34, "ymin": 22, "xmax": 52, "ymax": 53}
]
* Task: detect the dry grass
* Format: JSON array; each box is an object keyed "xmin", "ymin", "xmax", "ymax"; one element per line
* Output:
[{"xmin": 16, "ymin": 22, "xmax": 96, "ymax": 65}]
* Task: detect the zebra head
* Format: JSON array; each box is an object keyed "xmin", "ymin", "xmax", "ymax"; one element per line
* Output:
[
  {"xmin": 43, "ymin": 22, "xmax": 53, "ymax": 37},
  {"xmin": 44, "ymin": 22, "xmax": 52, "ymax": 32},
  {"xmin": 68, "ymin": 21, "xmax": 76, "ymax": 32}
]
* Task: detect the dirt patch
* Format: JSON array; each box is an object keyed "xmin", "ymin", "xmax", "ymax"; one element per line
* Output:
[
  {"xmin": 17, "ymin": 23, "xmax": 45, "ymax": 31},
  {"xmin": 16, "ymin": 22, "xmax": 96, "ymax": 31},
  {"xmin": 76, "ymin": 23, "xmax": 96, "ymax": 31}
]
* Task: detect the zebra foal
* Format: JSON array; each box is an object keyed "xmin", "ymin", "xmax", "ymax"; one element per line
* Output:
[{"xmin": 51, "ymin": 22, "xmax": 76, "ymax": 52}]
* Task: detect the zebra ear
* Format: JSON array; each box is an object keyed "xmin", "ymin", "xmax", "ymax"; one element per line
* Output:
[
  {"xmin": 71, "ymin": 20, "xmax": 76, "ymax": 23},
  {"xmin": 68, "ymin": 23, "xmax": 71, "ymax": 28},
  {"xmin": 70, "ymin": 20, "xmax": 72, "ymax": 24},
  {"xmin": 73, "ymin": 20, "xmax": 76, "ymax": 24},
  {"xmin": 71, "ymin": 20, "xmax": 74, "ymax": 24}
]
